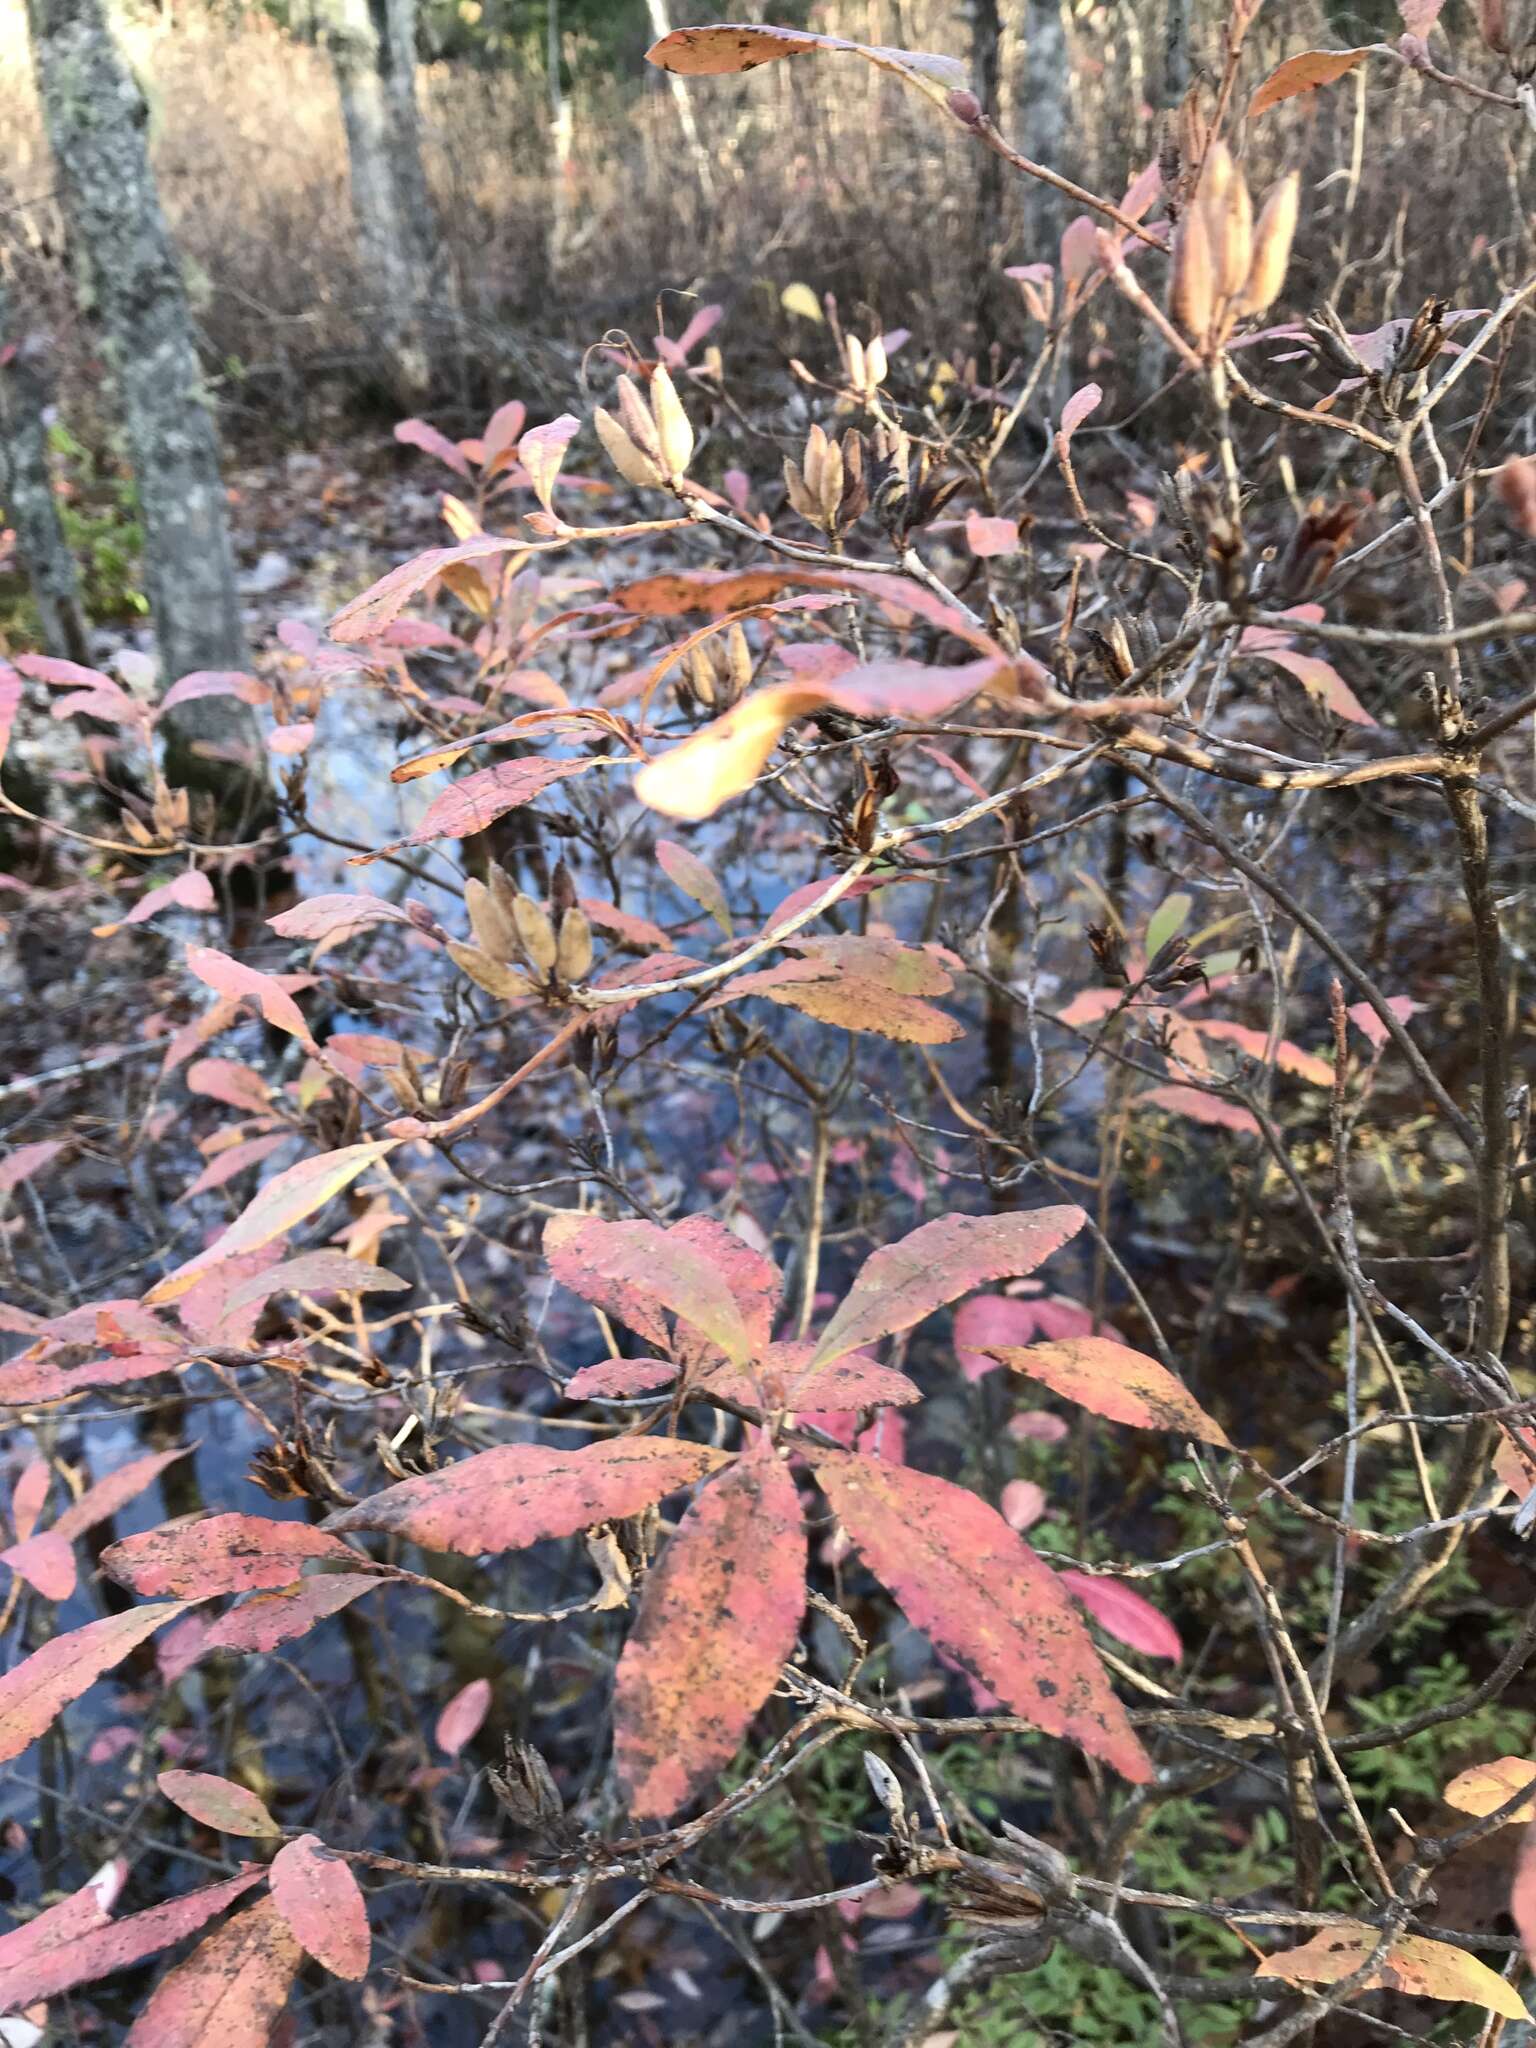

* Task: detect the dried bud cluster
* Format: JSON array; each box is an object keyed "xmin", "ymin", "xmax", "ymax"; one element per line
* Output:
[
  {"xmin": 594, "ymin": 364, "xmax": 694, "ymax": 489},
  {"xmin": 679, "ymin": 623, "xmax": 754, "ymax": 716},
  {"xmin": 783, "ymin": 423, "xmax": 870, "ymax": 538},
  {"xmin": 1169, "ymin": 141, "xmax": 1299, "ymax": 352},
  {"xmin": 447, "ymin": 859, "xmax": 592, "ymax": 1002},
  {"xmin": 843, "ymin": 331, "xmax": 890, "ymax": 401},
  {"xmin": 869, "ymin": 429, "xmax": 963, "ymax": 546}
]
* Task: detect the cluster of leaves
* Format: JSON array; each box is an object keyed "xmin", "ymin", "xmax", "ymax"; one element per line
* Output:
[{"xmin": 4, "ymin": 4, "xmax": 1536, "ymax": 2042}]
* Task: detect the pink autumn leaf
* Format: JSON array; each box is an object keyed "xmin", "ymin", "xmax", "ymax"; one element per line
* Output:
[
  {"xmin": 518, "ymin": 415, "xmax": 582, "ymax": 512},
  {"xmin": 269, "ymin": 1835, "xmax": 370, "ymax": 1980},
  {"xmin": 1000, "ymin": 1479, "xmax": 1047, "ymax": 1531},
  {"xmin": 435, "ymin": 1677, "xmax": 493, "ymax": 1758},
  {"xmin": 185, "ymin": 945, "xmax": 314, "ymax": 1048},
  {"xmin": 0, "ymin": 1139, "xmax": 68, "ymax": 1196},
  {"xmin": 1058, "ymin": 383, "xmax": 1103, "ymax": 444},
  {"xmin": 1143, "ymin": 1084, "xmax": 1261, "ymax": 1135},
  {"xmin": 393, "ymin": 417, "xmax": 475, "ymax": 479},
  {"xmin": 93, "ymin": 870, "xmax": 217, "ymax": 937},
  {"xmin": 1058, "ymin": 1571, "xmax": 1181, "ymax": 1661},
  {"xmin": 1347, "ymin": 995, "xmax": 1423, "ymax": 1051},
  {"xmin": 965, "ymin": 511, "xmax": 1020, "ymax": 558},
  {"xmin": 0, "ymin": 1868, "xmax": 264, "ymax": 2012},
  {"xmin": 267, "ymin": 722, "xmax": 315, "ymax": 757}
]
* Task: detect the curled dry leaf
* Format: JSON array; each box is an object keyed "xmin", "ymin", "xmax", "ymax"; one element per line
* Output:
[
  {"xmin": 269, "ymin": 1835, "xmax": 371, "ymax": 1981},
  {"xmin": 646, "ymin": 21, "xmax": 969, "ymax": 94},
  {"xmin": 991, "ymin": 1336, "xmax": 1229, "ymax": 1446},
  {"xmin": 615, "ymin": 1434, "xmax": 806, "ymax": 1817},
  {"xmin": 1254, "ymin": 1922, "xmax": 1526, "ymax": 2021}
]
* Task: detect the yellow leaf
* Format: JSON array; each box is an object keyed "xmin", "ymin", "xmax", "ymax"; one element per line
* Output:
[
  {"xmin": 634, "ymin": 685, "xmax": 828, "ymax": 821},
  {"xmin": 1443, "ymin": 1757, "xmax": 1536, "ymax": 1825},
  {"xmin": 780, "ymin": 283, "xmax": 824, "ymax": 323},
  {"xmin": 1255, "ymin": 1923, "xmax": 1527, "ymax": 2021}
]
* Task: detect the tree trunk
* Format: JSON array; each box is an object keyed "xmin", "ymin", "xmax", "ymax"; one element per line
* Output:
[
  {"xmin": 24, "ymin": 0, "xmax": 260, "ymax": 788},
  {"xmin": 970, "ymin": 0, "xmax": 1006, "ymax": 361},
  {"xmin": 1017, "ymin": 0, "xmax": 1069, "ymax": 261},
  {"xmin": 319, "ymin": 0, "xmax": 440, "ymax": 407},
  {"xmin": 0, "ymin": 284, "xmax": 92, "ymax": 668},
  {"xmin": 644, "ymin": 0, "xmax": 717, "ymax": 211}
]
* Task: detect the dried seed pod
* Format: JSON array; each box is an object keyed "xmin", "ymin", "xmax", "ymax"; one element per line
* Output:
[
  {"xmin": 1201, "ymin": 144, "xmax": 1252, "ymax": 302},
  {"xmin": 726, "ymin": 623, "xmax": 753, "ymax": 695},
  {"xmin": 488, "ymin": 1739, "xmax": 565, "ymax": 1836},
  {"xmin": 1170, "ymin": 205, "xmax": 1215, "ymax": 344},
  {"xmin": 803, "ymin": 422, "xmax": 830, "ymax": 505},
  {"xmin": 783, "ymin": 455, "xmax": 819, "ymax": 523},
  {"xmin": 488, "ymin": 862, "xmax": 520, "ymax": 921},
  {"xmin": 594, "ymin": 407, "xmax": 662, "ymax": 488},
  {"xmin": 1237, "ymin": 171, "xmax": 1299, "ymax": 318},
  {"xmin": 845, "ymin": 334, "xmax": 867, "ymax": 390},
  {"xmin": 465, "ymin": 878, "xmax": 518, "ymax": 963},
  {"xmin": 817, "ymin": 433, "xmax": 845, "ymax": 524},
  {"xmin": 616, "ymin": 375, "xmax": 662, "ymax": 464},
  {"xmin": 550, "ymin": 859, "xmax": 578, "ymax": 922},
  {"xmin": 685, "ymin": 643, "xmax": 717, "ymax": 707},
  {"xmin": 838, "ymin": 427, "xmax": 870, "ymax": 526},
  {"xmin": 555, "ymin": 907, "xmax": 593, "ymax": 984},
  {"xmin": 448, "ymin": 941, "xmax": 534, "ymax": 1001},
  {"xmin": 511, "ymin": 893, "xmax": 558, "ymax": 975},
  {"xmin": 648, "ymin": 365, "xmax": 694, "ymax": 478}
]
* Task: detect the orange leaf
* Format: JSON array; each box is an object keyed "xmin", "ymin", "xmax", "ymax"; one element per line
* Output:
[
  {"xmin": 1250, "ymin": 46, "xmax": 1374, "ymax": 116},
  {"xmin": 1443, "ymin": 1756, "xmax": 1536, "ymax": 1824},
  {"xmin": 124, "ymin": 1894, "xmax": 301, "ymax": 2045},
  {"xmin": 635, "ymin": 684, "xmax": 829, "ymax": 820},
  {"xmin": 270, "ymin": 1835, "xmax": 370, "ymax": 1981},
  {"xmin": 646, "ymin": 22, "xmax": 969, "ymax": 94},
  {"xmin": 992, "ymin": 1336, "xmax": 1229, "ymax": 1446},
  {"xmin": 1255, "ymin": 1922, "xmax": 1526, "ymax": 2020}
]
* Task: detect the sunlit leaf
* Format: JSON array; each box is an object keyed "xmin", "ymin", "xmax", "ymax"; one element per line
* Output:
[
  {"xmin": 435, "ymin": 1677, "xmax": 493, "ymax": 1758},
  {"xmin": 103, "ymin": 1513, "xmax": 361, "ymax": 1598},
  {"xmin": 157, "ymin": 1771, "xmax": 280, "ymax": 1839},
  {"xmin": 1250, "ymin": 46, "xmax": 1374, "ymax": 116},
  {"xmin": 1443, "ymin": 1757, "xmax": 1536, "ymax": 1824},
  {"xmin": 0, "ymin": 1604, "xmax": 189, "ymax": 1763},
  {"xmin": 124, "ymin": 1894, "xmax": 302, "ymax": 2045},
  {"xmin": 992, "ymin": 1336, "xmax": 1229, "ymax": 1445},
  {"xmin": 1255, "ymin": 1922, "xmax": 1526, "ymax": 2020}
]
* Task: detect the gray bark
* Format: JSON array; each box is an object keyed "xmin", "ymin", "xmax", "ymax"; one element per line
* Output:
[
  {"xmin": 1018, "ymin": 0, "xmax": 1070, "ymax": 261},
  {"xmin": 970, "ymin": 0, "xmax": 1006, "ymax": 357},
  {"xmin": 319, "ymin": 0, "xmax": 440, "ymax": 405},
  {"xmin": 0, "ymin": 284, "xmax": 92, "ymax": 668},
  {"xmin": 24, "ymin": 0, "xmax": 258, "ymax": 777}
]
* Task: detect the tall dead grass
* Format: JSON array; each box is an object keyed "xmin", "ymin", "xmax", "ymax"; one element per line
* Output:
[{"xmin": 0, "ymin": 0, "xmax": 1530, "ymax": 441}]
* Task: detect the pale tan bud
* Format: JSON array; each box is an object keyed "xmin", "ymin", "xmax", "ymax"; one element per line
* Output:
[
  {"xmin": 554, "ymin": 907, "xmax": 593, "ymax": 983},
  {"xmin": 817, "ymin": 434, "xmax": 844, "ymax": 524},
  {"xmin": 803, "ymin": 422, "xmax": 829, "ymax": 504},
  {"xmin": 466, "ymin": 877, "xmax": 518, "ymax": 962},
  {"xmin": 726, "ymin": 623, "xmax": 752, "ymax": 694},
  {"xmin": 686, "ymin": 644, "xmax": 717, "ymax": 706},
  {"xmin": 1207, "ymin": 155, "xmax": 1253, "ymax": 303},
  {"xmin": 449, "ymin": 941, "xmax": 535, "ymax": 1001},
  {"xmin": 1237, "ymin": 171, "xmax": 1299, "ymax": 318},
  {"xmin": 1201, "ymin": 139, "xmax": 1234, "ymax": 209},
  {"xmin": 648, "ymin": 365, "xmax": 694, "ymax": 478},
  {"xmin": 616, "ymin": 376, "xmax": 662, "ymax": 464},
  {"xmin": 783, "ymin": 456, "xmax": 819, "ymax": 524},
  {"xmin": 595, "ymin": 407, "xmax": 663, "ymax": 489},
  {"xmin": 866, "ymin": 334, "xmax": 888, "ymax": 387},
  {"xmin": 845, "ymin": 334, "xmax": 867, "ymax": 390},
  {"xmin": 512, "ymin": 893, "xmax": 558, "ymax": 975},
  {"xmin": 1171, "ymin": 204, "xmax": 1215, "ymax": 344}
]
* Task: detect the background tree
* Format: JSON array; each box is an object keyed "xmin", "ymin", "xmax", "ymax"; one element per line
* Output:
[
  {"xmin": 23, "ymin": 0, "xmax": 259, "ymax": 784},
  {"xmin": 317, "ymin": 0, "xmax": 442, "ymax": 405},
  {"xmin": 0, "ymin": 279, "xmax": 91, "ymax": 668}
]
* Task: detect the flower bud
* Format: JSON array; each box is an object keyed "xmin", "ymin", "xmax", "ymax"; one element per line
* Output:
[
  {"xmin": 1171, "ymin": 204, "xmax": 1215, "ymax": 344},
  {"xmin": 648, "ymin": 365, "xmax": 694, "ymax": 479},
  {"xmin": 555, "ymin": 907, "xmax": 593, "ymax": 984},
  {"xmin": 512, "ymin": 893, "xmax": 558, "ymax": 975},
  {"xmin": 595, "ymin": 407, "xmax": 662, "ymax": 489},
  {"xmin": 1237, "ymin": 171, "xmax": 1299, "ymax": 318}
]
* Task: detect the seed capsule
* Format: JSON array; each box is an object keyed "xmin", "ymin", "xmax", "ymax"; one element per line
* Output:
[
  {"xmin": 555, "ymin": 907, "xmax": 593, "ymax": 983},
  {"xmin": 1171, "ymin": 205, "xmax": 1215, "ymax": 344},
  {"xmin": 595, "ymin": 407, "xmax": 662, "ymax": 488},
  {"xmin": 512, "ymin": 893, "xmax": 558, "ymax": 975},
  {"xmin": 648, "ymin": 365, "xmax": 694, "ymax": 479},
  {"xmin": 466, "ymin": 877, "xmax": 518, "ymax": 963},
  {"xmin": 1238, "ymin": 171, "xmax": 1300, "ymax": 318}
]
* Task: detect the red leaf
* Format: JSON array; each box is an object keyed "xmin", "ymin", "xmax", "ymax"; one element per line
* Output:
[
  {"xmin": 158, "ymin": 670, "xmax": 268, "ymax": 714},
  {"xmin": 953, "ymin": 1293, "xmax": 1054, "ymax": 1382},
  {"xmin": 145, "ymin": 1141, "xmax": 397, "ymax": 1304},
  {"xmin": 1190, "ymin": 1019, "xmax": 1333, "ymax": 1086},
  {"xmin": 435, "ymin": 1676, "xmax": 492, "ymax": 1757},
  {"xmin": 158, "ymin": 1771, "xmax": 280, "ymax": 1838},
  {"xmin": 103, "ymin": 1513, "xmax": 360, "ymax": 1598},
  {"xmin": 565, "ymin": 1357, "xmax": 678, "ymax": 1399},
  {"xmin": 266, "ymin": 894, "xmax": 416, "ymax": 941},
  {"xmin": 1058, "ymin": 382, "xmax": 1103, "ymax": 444},
  {"xmin": 124, "ymin": 1894, "xmax": 301, "ymax": 2045},
  {"xmin": 1250, "ymin": 45, "xmax": 1373, "ymax": 116},
  {"xmin": 543, "ymin": 1214, "xmax": 754, "ymax": 1365},
  {"xmin": 1058, "ymin": 1571, "xmax": 1181, "ymax": 1661},
  {"xmin": 393, "ymin": 417, "xmax": 474, "ymax": 479},
  {"xmin": 482, "ymin": 399, "xmax": 528, "ymax": 466},
  {"xmin": 965, "ymin": 511, "xmax": 1020, "ymax": 558},
  {"xmin": 186, "ymin": 945, "xmax": 313, "ymax": 1047},
  {"xmin": 1249, "ymin": 646, "xmax": 1374, "ymax": 726},
  {"xmin": 9, "ymin": 1458, "xmax": 50, "ymax": 1541},
  {"xmin": 181, "ymin": 1133, "xmax": 292, "ymax": 1199},
  {"xmin": 329, "ymin": 536, "xmax": 522, "ymax": 643},
  {"xmin": 809, "ymin": 1208, "xmax": 1087, "ymax": 1368},
  {"xmin": 161, "ymin": 1575, "xmax": 379, "ymax": 1680},
  {"xmin": 811, "ymin": 1450, "xmax": 1151, "ymax": 1781},
  {"xmin": 1142, "ymin": 1084, "xmax": 1261, "ymax": 1134},
  {"xmin": 1, "ymin": 1447, "xmax": 189, "ymax": 1599},
  {"xmin": 581, "ymin": 897, "xmax": 672, "ymax": 951},
  {"xmin": 0, "ymin": 1869, "xmax": 264, "ymax": 2011},
  {"xmin": 656, "ymin": 837, "xmax": 733, "ymax": 934},
  {"xmin": 0, "ymin": 1139, "xmax": 67, "ymax": 1195},
  {"xmin": 325, "ymin": 1438, "xmax": 726, "ymax": 1554},
  {"xmin": 615, "ymin": 1436, "xmax": 805, "ymax": 1817},
  {"xmin": 185, "ymin": 1058, "xmax": 272, "ymax": 1114},
  {"xmin": 1347, "ymin": 994, "xmax": 1422, "ymax": 1051},
  {"xmin": 0, "ymin": 1604, "xmax": 189, "ymax": 1763},
  {"xmin": 93, "ymin": 869, "xmax": 217, "ymax": 937},
  {"xmin": 992, "ymin": 1336, "xmax": 1229, "ymax": 1445},
  {"xmin": 269, "ymin": 1835, "xmax": 370, "ymax": 1980},
  {"xmin": 349, "ymin": 756, "xmax": 597, "ymax": 865}
]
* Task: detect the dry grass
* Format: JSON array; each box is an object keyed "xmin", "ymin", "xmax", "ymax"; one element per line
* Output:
[{"xmin": 0, "ymin": 1, "xmax": 1531, "ymax": 441}]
